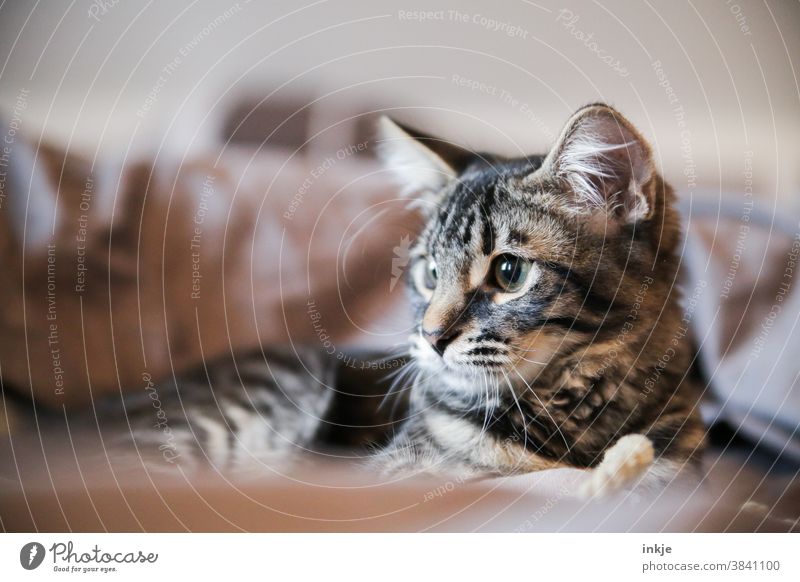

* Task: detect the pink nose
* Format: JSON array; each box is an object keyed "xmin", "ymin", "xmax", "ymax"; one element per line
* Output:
[{"xmin": 422, "ymin": 326, "xmax": 461, "ymax": 356}]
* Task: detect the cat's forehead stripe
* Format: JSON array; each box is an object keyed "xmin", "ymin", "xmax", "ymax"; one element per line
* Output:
[
  {"xmin": 429, "ymin": 177, "xmax": 520, "ymax": 258},
  {"xmin": 423, "ymin": 163, "xmax": 582, "ymax": 289}
]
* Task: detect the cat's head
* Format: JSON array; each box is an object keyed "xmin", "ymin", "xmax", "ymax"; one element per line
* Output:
[{"xmin": 378, "ymin": 104, "xmax": 681, "ymax": 384}]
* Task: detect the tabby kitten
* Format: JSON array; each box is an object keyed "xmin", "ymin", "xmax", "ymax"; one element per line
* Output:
[
  {"xmin": 373, "ymin": 104, "xmax": 705, "ymax": 495},
  {"xmin": 108, "ymin": 104, "xmax": 704, "ymax": 496}
]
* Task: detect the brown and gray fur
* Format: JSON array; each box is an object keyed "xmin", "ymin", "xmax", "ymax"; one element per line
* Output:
[
  {"xmin": 77, "ymin": 104, "xmax": 704, "ymax": 494},
  {"xmin": 74, "ymin": 347, "xmax": 337, "ymax": 471},
  {"xmin": 372, "ymin": 104, "xmax": 705, "ymax": 491},
  {"xmin": 85, "ymin": 347, "xmax": 394, "ymax": 471}
]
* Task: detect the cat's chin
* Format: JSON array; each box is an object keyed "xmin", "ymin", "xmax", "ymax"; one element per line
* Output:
[{"xmin": 416, "ymin": 355, "xmax": 506, "ymax": 383}]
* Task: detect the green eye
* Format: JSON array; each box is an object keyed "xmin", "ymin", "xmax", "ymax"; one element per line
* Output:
[
  {"xmin": 493, "ymin": 254, "xmax": 531, "ymax": 292},
  {"xmin": 424, "ymin": 258, "xmax": 438, "ymax": 289}
]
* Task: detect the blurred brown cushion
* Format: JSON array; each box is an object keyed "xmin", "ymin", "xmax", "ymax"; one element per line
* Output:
[{"xmin": 0, "ymin": 124, "xmax": 417, "ymax": 408}]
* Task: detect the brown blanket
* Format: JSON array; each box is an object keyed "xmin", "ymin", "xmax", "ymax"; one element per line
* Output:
[{"xmin": 1, "ymin": 125, "xmax": 416, "ymax": 408}]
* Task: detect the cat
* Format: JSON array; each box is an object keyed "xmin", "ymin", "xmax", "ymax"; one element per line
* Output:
[
  {"xmin": 90, "ymin": 103, "xmax": 704, "ymax": 496},
  {"xmin": 370, "ymin": 103, "xmax": 706, "ymax": 496},
  {"xmin": 82, "ymin": 346, "xmax": 396, "ymax": 471}
]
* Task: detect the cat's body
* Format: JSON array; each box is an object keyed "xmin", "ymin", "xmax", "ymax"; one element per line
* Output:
[
  {"xmin": 103, "ymin": 104, "xmax": 705, "ymax": 495},
  {"xmin": 93, "ymin": 347, "xmax": 338, "ymax": 470},
  {"xmin": 97, "ymin": 346, "xmax": 397, "ymax": 470},
  {"xmin": 371, "ymin": 103, "xmax": 706, "ymax": 492}
]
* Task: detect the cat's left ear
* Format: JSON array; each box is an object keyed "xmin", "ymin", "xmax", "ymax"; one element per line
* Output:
[
  {"xmin": 543, "ymin": 104, "xmax": 655, "ymax": 223},
  {"xmin": 377, "ymin": 116, "xmax": 475, "ymax": 203}
]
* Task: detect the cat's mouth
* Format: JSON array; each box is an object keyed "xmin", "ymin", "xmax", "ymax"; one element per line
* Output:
[{"xmin": 410, "ymin": 330, "xmax": 515, "ymax": 377}]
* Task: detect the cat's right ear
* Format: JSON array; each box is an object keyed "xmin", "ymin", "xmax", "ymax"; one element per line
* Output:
[{"xmin": 376, "ymin": 116, "xmax": 473, "ymax": 203}]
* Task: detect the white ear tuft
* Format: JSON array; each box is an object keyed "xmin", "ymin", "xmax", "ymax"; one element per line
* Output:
[
  {"xmin": 376, "ymin": 116, "xmax": 457, "ymax": 201},
  {"xmin": 545, "ymin": 105, "xmax": 654, "ymax": 223}
]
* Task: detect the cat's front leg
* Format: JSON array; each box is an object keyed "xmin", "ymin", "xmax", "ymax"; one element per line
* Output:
[
  {"xmin": 577, "ymin": 434, "xmax": 655, "ymax": 498},
  {"xmin": 369, "ymin": 422, "xmax": 489, "ymax": 480}
]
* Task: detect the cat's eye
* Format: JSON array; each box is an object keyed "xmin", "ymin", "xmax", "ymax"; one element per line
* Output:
[
  {"xmin": 492, "ymin": 254, "xmax": 532, "ymax": 293},
  {"xmin": 423, "ymin": 258, "xmax": 438, "ymax": 289}
]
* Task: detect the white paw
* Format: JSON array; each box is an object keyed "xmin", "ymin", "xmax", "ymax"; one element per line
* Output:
[{"xmin": 578, "ymin": 434, "xmax": 654, "ymax": 499}]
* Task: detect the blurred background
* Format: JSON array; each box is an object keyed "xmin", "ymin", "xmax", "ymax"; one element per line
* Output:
[
  {"xmin": 1, "ymin": 0, "xmax": 799, "ymax": 532},
  {"xmin": 1, "ymin": 0, "xmax": 798, "ymax": 198}
]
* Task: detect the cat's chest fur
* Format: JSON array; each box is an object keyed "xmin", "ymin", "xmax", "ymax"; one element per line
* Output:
[{"xmin": 415, "ymin": 364, "xmax": 629, "ymax": 473}]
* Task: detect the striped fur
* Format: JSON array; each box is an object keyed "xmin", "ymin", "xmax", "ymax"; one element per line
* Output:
[
  {"xmin": 101, "ymin": 347, "xmax": 338, "ymax": 470},
  {"xmin": 374, "ymin": 104, "xmax": 706, "ymax": 491},
  {"xmin": 100, "ymin": 104, "xmax": 705, "ymax": 496}
]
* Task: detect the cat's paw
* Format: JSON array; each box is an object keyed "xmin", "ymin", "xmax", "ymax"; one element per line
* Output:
[{"xmin": 578, "ymin": 434, "xmax": 654, "ymax": 499}]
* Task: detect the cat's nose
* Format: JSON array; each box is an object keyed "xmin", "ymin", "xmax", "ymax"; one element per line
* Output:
[{"xmin": 422, "ymin": 326, "xmax": 461, "ymax": 356}]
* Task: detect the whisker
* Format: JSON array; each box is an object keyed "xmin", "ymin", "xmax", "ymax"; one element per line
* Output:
[
  {"xmin": 512, "ymin": 368, "xmax": 571, "ymax": 453},
  {"xmin": 478, "ymin": 368, "xmax": 493, "ymax": 441},
  {"xmin": 370, "ymin": 345, "xmax": 412, "ymax": 365},
  {"xmin": 500, "ymin": 369, "xmax": 530, "ymax": 454},
  {"xmin": 379, "ymin": 358, "xmax": 417, "ymax": 411}
]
